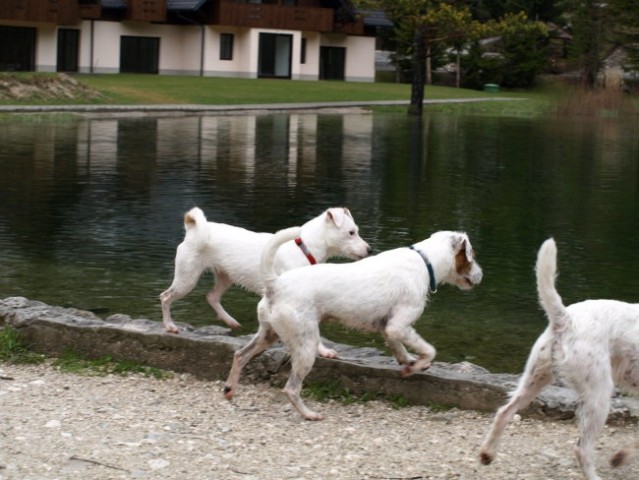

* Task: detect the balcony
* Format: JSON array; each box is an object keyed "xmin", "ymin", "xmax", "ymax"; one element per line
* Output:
[
  {"xmin": 213, "ymin": 1, "xmax": 334, "ymax": 32},
  {"xmin": 0, "ymin": 0, "xmax": 79, "ymax": 24}
]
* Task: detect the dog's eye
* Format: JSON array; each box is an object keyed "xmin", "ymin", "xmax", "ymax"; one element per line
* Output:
[{"xmin": 349, "ymin": 230, "xmax": 356, "ymax": 236}]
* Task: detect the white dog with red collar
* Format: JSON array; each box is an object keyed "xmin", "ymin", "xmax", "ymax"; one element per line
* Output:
[{"xmin": 160, "ymin": 206, "xmax": 371, "ymax": 342}]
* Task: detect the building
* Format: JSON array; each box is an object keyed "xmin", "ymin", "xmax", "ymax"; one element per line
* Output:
[{"xmin": 0, "ymin": 0, "xmax": 381, "ymax": 81}]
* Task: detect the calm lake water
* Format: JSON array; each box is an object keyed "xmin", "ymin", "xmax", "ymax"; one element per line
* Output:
[{"xmin": 1, "ymin": 110, "xmax": 638, "ymax": 373}]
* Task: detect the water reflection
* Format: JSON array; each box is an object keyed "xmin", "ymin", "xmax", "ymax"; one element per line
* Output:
[{"xmin": 1, "ymin": 111, "xmax": 638, "ymax": 373}]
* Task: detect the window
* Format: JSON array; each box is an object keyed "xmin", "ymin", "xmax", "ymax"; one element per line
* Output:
[
  {"xmin": 300, "ymin": 38, "xmax": 306, "ymax": 65},
  {"xmin": 258, "ymin": 33, "xmax": 292, "ymax": 79},
  {"xmin": 0, "ymin": 26, "xmax": 36, "ymax": 71},
  {"xmin": 220, "ymin": 33, "xmax": 234, "ymax": 61},
  {"xmin": 120, "ymin": 36, "xmax": 160, "ymax": 74}
]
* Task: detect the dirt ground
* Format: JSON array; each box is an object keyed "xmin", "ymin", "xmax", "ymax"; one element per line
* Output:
[
  {"xmin": 1, "ymin": 361, "xmax": 637, "ymax": 480},
  {"xmin": 0, "ymin": 73, "xmax": 102, "ymax": 101}
]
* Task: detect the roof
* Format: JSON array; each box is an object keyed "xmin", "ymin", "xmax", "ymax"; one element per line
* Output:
[
  {"xmin": 101, "ymin": 0, "xmax": 126, "ymax": 9},
  {"xmin": 167, "ymin": 0, "xmax": 209, "ymax": 11},
  {"xmin": 101, "ymin": 0, "xmax": 207, "ymax": 10}
]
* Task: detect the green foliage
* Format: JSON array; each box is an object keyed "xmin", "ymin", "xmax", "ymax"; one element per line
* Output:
[
  {"xmin": 561, "ymin": 0, "xmax": 609, "ymax": 87},
  {"xmin": 52, "ymin": 350, "xmax": 169, "ymax": 379},
  {"xmin": 609, "ymin": 0, "xmax": 639, "ymax": 74},
  {"xmin": 0, "ymin": 327, "xmax": 45, "ymax": 364},
  {"xmin": 303, "ymin": 380, "xmax": 412, "ymax": 408},
  {"xmin": 463, "ymin": 13, "xmax": 549, "ymax": 89}
]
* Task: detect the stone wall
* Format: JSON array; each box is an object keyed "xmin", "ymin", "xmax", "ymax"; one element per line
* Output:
[{"xmin": 2, "ymin": 296, "xmax": 638, "ymax": 422}]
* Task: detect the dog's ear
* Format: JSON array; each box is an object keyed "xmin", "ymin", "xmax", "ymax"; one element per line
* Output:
[
  {"xmin": 452, "ymin": 233, "xmax": 474, "ymax": 262},
  {"xmin": 326, "ymin": 208, "xmax": 346, "ymax": 227}
]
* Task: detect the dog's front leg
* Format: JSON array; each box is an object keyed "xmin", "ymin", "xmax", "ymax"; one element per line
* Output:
[
  {"xmin": 384, "ymin": 319, "xmax": 435, "ymax": 377},
  {"xmin": 383, "ymin": 333, "xmax": 416, "ymax": 366}
]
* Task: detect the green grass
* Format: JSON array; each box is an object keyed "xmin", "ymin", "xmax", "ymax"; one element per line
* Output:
[
  {"xmin": 0, "ymin": 327, "xmax": 46, "ymax": 364},
  {"xmin": 0, "ymin": 72, "xmax": 505, "ymax": 106},
  {"xmin": 2, "ymin": 72, "xmax": 636, "ymax": 117},
  {"xmin": 52, "ymin": 349, "xmax": 170, "ymax": 378},
  {"xmin": 303, "ymin": 380, "xmax": 411, "ymax": 409},
  {"xmin": 0, "ymin": 327, "xmax": 169, "ymax": 377}
]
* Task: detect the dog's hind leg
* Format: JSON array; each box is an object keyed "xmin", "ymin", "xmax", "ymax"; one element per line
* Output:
[
  {"xmin": 610, "ymin": 356, "xmax": 639, "ymax": 470},
  {"xmin": 573, "ymin": 363, "xmax": 613, "ymax": 480},
  {"xmin": 160, "ymin": 255, "xmax": 205, "ymax": 333},
  {"xmin": 283, "ymin": 339, "xmax": 323, "ymax": 421},
  {"xmin": 224, "ymin": 323, "xmax": 279, "ymax": 400},
  {"xmin": 479, "ymin": 333, "xmax": 554, "ymax": 466},
  {"xmin": 207, "ymin": 271, "xmax": 241, "ymax": 329}
]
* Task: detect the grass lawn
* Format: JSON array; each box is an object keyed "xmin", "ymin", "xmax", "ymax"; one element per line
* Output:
[
  {"xmin": 77, "ymin": 73, "xmax": 504, "ymax": 105},
  {"xmin": 1, "ymin": 72, "xmax": 634, "ymax": 117}
]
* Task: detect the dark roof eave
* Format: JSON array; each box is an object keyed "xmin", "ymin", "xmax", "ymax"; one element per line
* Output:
[{"xmin": 167, "ymin": 0, "xmax": 209, "ymax": 12}]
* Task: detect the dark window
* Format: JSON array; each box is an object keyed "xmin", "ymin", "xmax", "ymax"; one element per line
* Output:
[
  {"xmin": 57, "ymin": 29, "xmax": 80, "ymax": 73},
  {"xmin": 220, "ymin": 33, "xmax": 234, "ymax": 61},
  {"xmin": 300, "ymin": 38, "xmax": 306, "ymax": 65},
  {"xmin": 319, "ymin": 46, "xmax": 346, "ymax": 81},
  {"xmin": 258, "ymin": 33, "xmax": 292, "ymax": 79},
  {"xmin": 120, "ymin": 36, "xmax": 160, "ymax": 74},
  {"xmin": 0, "ymin": 26, "xmax": 36, "ymax": 71}
]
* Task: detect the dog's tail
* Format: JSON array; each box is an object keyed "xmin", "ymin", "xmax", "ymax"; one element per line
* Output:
[
  {"xmin": 536, "ymin": 238, "xmax": 569, "ymax": 331},
  {"xmin": 183, "ymin": 207, "xmax": 209, "ymax": 245},
  {"xmin": 261, "ymin": 226, "xmax": 302, "ymax": 288}
]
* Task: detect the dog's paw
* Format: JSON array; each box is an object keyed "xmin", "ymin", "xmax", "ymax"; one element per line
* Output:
[
  {"xmin": 165, "ymin": 325, "xmax": 180, "ymax": 334},
  {"xmin": 317, "ymin": 345, "xmax": 338, "ymax": 359},
  {"xmin": 479, "ymin": 451, "xmax": 494, "ymax": 465},
  {"xmin": 611, "ymin": 450, "xmax": 627, "ymax": 468},
  {"xmin": 223, "ymin": 318, "xmax": 242, "ymax": 330},
  {"xmin": 400, "ymin": 361, "xmax": 431, "ymax": 377},
  {"xmin": 303, "ymin": 411, "xmax": 325, "ymax": 421},
  {"xmin": 223, "ymin": 385, "xmax": 235, "ymax": 400}
]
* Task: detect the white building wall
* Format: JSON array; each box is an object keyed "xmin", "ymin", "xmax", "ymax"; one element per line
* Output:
[
  {"xmin": 299, "ymin": 32, "xmax": 320, "ymax": 81},
  {"xmin": 36, "ymin": 24, "xmax": 58, "ymax": 72},
  {"xmin": 344, "ymin": 35, "xmax": 375, "ymax": 82},
  {"xmin": 1, "ymin": 18, "xmax": 376, "ymax": 82},
  {"xmin": 204, "ymin": 26, "xmax": 253, "ymax": 78},
  {"xmin": 320, "ymin": 33, "xmax": 375, "ymax": 82}
]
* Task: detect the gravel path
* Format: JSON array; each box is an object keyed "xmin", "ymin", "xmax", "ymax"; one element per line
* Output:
[{"xmin": 0, "ymin": 362, "xmax": 635, "ymax": 480}]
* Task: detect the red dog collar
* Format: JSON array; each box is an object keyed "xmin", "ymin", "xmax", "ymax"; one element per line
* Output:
[{"xmin": 295, "ymin": 237, "xmax": 317, "ymax": 265}]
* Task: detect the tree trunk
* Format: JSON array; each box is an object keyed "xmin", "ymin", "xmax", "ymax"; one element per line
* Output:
[
  {"xmin": 408, "ymin": 26, "xmax": 426, "ymax": 116},
  {"xmin": 456, "ymin": 49, "xmax": 461, "ymax": 88},
  {"xmin": 426, "ymin": 44, "xmax": 432, "ymax": 85}
]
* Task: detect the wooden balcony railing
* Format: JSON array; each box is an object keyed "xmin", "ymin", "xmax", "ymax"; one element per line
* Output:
[
  {"xmin": 0, "ymin": 0, "xmax": 79, "ymax": 24},
  {"xmin": 213, "ymin": 1, "xmax": 335, "ymax": 32},
  {"xmin": 125, "ymin": 0, "xmax": 167, "ymax": 22}
]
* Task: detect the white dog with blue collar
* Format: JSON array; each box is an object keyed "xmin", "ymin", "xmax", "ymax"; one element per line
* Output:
[{"xmin": 224, "ymin": 227, "xmax": 483, "ymax": 420}]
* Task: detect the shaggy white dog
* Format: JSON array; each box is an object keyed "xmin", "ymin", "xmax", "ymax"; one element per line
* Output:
[
  {"xmin": 480, "ymin": 238, "xmax": 639, "ymax": 480},
  {"xmin": 224, "ymin": 226, "xmax": 482, "ymax": 420}
]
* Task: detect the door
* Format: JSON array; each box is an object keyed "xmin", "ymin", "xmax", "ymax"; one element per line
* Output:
[
  {"xmin": 258, "ymin": 33, "xmax": 292, "ymax": 79},
  {"xmin": 319, "ymin": 46, "xmax": 346, "ymax": 81},
  {"xmin": 57, "ymin": 29, "xmax": 80, "ymax": 72}
]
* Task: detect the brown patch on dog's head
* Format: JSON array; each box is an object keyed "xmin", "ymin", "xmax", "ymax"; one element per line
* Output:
[
  {"xmin": 455, "ymin": 243, "xmax": 473, "ymax": 276},
  {"xmin": 452, "ymin": 235, "xmax": 481, "ymax": 289},
  {"xmin": 184, "ymin": 212, "xmax": 196, "ymax": 226}
]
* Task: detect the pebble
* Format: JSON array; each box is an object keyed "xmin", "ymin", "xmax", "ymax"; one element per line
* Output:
[{"xmin": 0, "ymin": 361, "xmax": 635, "ymax": 479}]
